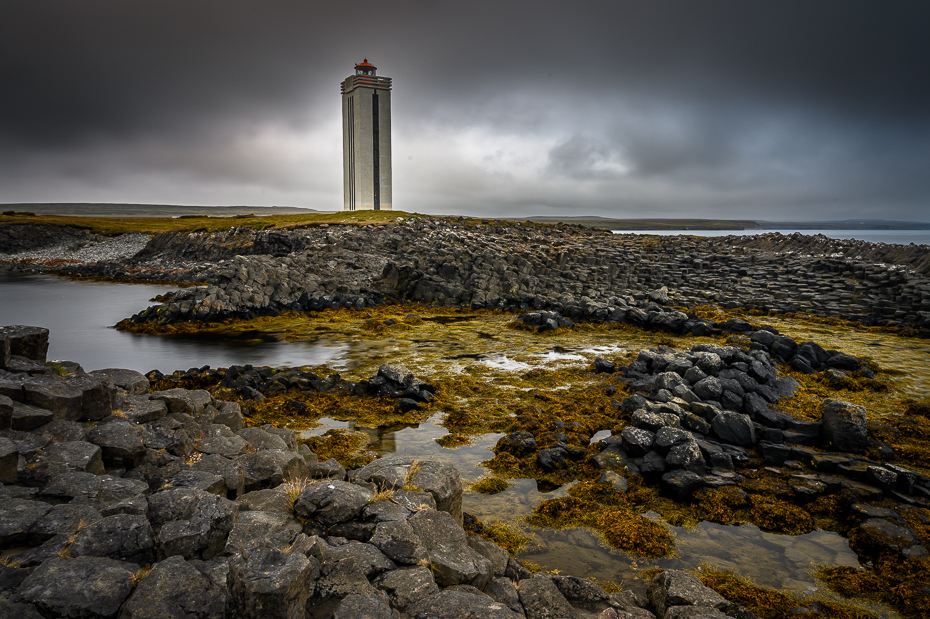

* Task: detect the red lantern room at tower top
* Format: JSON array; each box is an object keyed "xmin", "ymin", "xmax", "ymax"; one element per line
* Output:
[{"xmin": 355, "ymin": 59, "xmax": 377, "ymax": 76}]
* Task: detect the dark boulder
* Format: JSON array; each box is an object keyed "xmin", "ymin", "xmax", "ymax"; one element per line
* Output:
[
  {"xmin": 648, "ymin": 569, "xmax": 727, "ymax": 619},
  {"xmin": 227, "ymin": 539, "xmax": 320, "ymax": 619},
  {"xmin": 65, "ymin": 373, "xmax": 116, "ymax": 421},
  {"xmin": 22, "ymin": 376, "xmax": 82, "ymax": 421},
  {"xmin": 621, "ymin": 428, "xmax": 655, "ymax": 457},
  {"xmin": 372, "ymin": 566, "xmax": 440, "ymax": 611},
  {"xmin": 69, "ymin": 513, "xmax": 156, "ymax": 565},
  {"xmin": 123, "ymin": 396, "xmax": 169, "ymax": 424},
  {"xmin": 237, "ymin": 427, "xmax": 290, "ymax": 452},
  {"xmin": 90, "ymin": 368, "xmax": 150, "ymax": 395},
  {"xmin": 353, "ymin": 456, "xmax": 464, "ymax": 525},
  {"xmin": 537, "ymin": 446, "xmax": 568, "ymax": 472},
  {"xmin": 550, "ymin": 574, "xmax": 611, "ymax": 611},
  {"xmin": 370, "ymin": 518, "xmax": 428, "ymax": 566},
  {"xmin": 408, "ymin": 509, "xmax": 493, "ymax": 588},
  {"xmin": 695, "ymin": 353, "xmax": 724, "ymax": 377},
  {"xmin": 154, "ymin": 491, "xmax": 238, "ymax": 561},
  {"xmin": 517, "ymin": 575, "xmax": 582, "ymax": 619},
  {"xmin": 27, "ymin": 440, "xmax": 105, "ymax": 482},
  {"xmin": 28, "ymin": 502, "xmax": 102, "ymax": 544},
  {"xmin": 654, "ymin": 428, "xmax": 693, "ymax": 453},
  {"xmin": 332, "ymin": 594, "xmax": 394, "ymax": 619},
  {"xmin": 0, "ymin": 326, "xmax": 49, "ymax": 362},
  {"xmin": 747, "ymin": 360, "xmax": 776, "ymax": 385},
  {"xmin": 822, "ymin": 399, "xmax": 869, "ymax": 453},
  {"xmin": 495, "ymin": 431, "xmax": 537, "ymax": 457},
  {"xmin": 120, "ymin": 555, "xmax": 226, "ymax": 619},
  {"xmin": 224, "ymin": 511, "xmax": 303, "ymax": 555},
  {"xmin": 307, "ymin": 457, "xmax": 347, "ymax": 481},
  {"xmin": 294, "ymin": 480, "xmax": 373, "ymax": 527},
  {"xmin": 661, "ymin": 470, "xmax": 706, "ymax": 501},
  {"xmin": 0, "ymin": 599, "xmax": 42, "ymax": 619},
  {"xmin": 308, "ymin": 556, "xmax": 379, "ymax": 616},
  {"xmin": 0, "ymin": 436, "xmax": 17, "ymax": 483},
  {"xmin": 710, "ymin": 412, "xmax": 756, "ymax": 447},
  {"xmin": 237, "ymin": 450, "xmax": 306, "ymax": 492},
  {"xmin": 749, "ymin": 330, "xmax": 776, "ymax": 348},
  {"xmin": 825, "ymin": 352, "xmax": 860, "ymax": 372},
  {"xmin": 405, "ymin": 588, "xmax": 523, "ymax": 618},
  {"xmin": 142, "ymin": 419, "xmax": 194, "ymax": 457},
  {"xmin": 769, "ymin": 336, "xmax": 797, "ymax": 362},
  {"xmin": 793, "ymin": 342, "xmax": 828, "ymax": 370},
  {"xmin": 693, "ymin": 377, "xmax": 723, "ymax": 401},
  {"xmin": 87, "ymin": 419, "xmax": 147, "ymax": 467},
  {"xmin": 0, "ymin": 498, "xmax": 53, "ymax": 547},
  {"xmin": 665, "ymin": 441, "xmax": 706, "ymax": 474},
  {"xmin": 150, "ymin": 389, "xmax": 213, "ymax": 415},
  {"xmin": 192, "ymin": 453, "xmax": 246, "ymax": 498},
  {"xmin": 14, "ymin": 556, "xmax": 135, "ymax": 619},
  {"xmin": 167, "ymin": 469, "xmax": 227, "ymax": 495}
]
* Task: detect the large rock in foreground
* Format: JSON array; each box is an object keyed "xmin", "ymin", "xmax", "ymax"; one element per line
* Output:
[
  {"xmin": 353, "ymin": 455, "xmax": 464, "ymax": 526},
  {"xmin": 647, "ymin": 569, "xmax": 727, "ymax": 618},
  {"xmin": 15, "ymin": 556, "xmax": 136, "ymax": 618},
  {"xmin": 822, "ymin": 399, "xmax": 869, "ymax": 453}
]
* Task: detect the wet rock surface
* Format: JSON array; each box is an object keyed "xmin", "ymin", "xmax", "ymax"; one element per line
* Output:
[{"xmin": 0, "ymin": 324, "xmax": 779, "ymax": 619}]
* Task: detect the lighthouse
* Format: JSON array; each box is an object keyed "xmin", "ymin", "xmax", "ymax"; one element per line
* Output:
[{"xmin": 341, "ymin": 59, "xmax": 392, "ymax": 211}]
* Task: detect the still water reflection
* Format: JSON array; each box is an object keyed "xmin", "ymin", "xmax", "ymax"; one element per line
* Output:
[
  {"xmin": 304, "ymin": 414, "xmax": 861, "ymax": 595},
  {"xmin": 0, "ymin": 272, "xmax": 346, "ymax": 372}
]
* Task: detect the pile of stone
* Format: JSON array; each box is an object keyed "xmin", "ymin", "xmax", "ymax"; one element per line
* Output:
[
  {"xmin": 514, "ymin": 311, "xmax": 576, "ymax": 332},
  {"xmin": 583, "ymin": 340, "xmax": 930, "ymax": 506},
  {"xmin": 2, "ymin": 324, "xmax": 763, "ymax": 619},
  {"xmin": 360, "ymin": 363, "xmax": 437, "ymax": 413},
  {"xmin": 150, "ymin": 362, "xmax": 436, "ymax": 415}
]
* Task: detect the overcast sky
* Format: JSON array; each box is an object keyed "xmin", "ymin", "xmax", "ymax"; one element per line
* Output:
[{"xmin": 2, "ymin": 1, "xmax": 929, "ymax": 221}]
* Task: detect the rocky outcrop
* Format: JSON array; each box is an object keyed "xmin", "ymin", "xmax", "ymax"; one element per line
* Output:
[
  {"xmin": 0, "ymin": 223, "xmax": 97, "ymax": 254},
  {"xmin": 4, "ymin": 218, "xmax": 926, "ymax": 333},
  {"xmin": 0, "ymin": 324, "xmax": 766, "ymax": 618},
  {"xmin": 562, "ymin": 339, "xmax": 930, "ymax": 507}
]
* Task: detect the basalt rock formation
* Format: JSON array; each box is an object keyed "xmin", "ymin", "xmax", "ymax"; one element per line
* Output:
[
  {"xmin": 2, "ymin": 218, "xmax": 928, "ymax": 333},
  {"xmin": 1, "ymin": 324, "xmax": 771, "ymax": 619}
]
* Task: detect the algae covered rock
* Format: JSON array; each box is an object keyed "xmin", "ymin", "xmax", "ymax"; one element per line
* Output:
[{"xmin": 821, "ymin": 399, "xmax": 869, "ymax": 453}]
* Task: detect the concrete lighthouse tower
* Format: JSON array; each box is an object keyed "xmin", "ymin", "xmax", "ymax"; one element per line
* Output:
[{"xmin": 341, "ymin": 59, "xmax": 392, "ymax": 211}]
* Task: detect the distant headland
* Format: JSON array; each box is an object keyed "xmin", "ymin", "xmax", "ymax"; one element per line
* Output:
[{"xmin": 2, "ymin": 203, "xmax": 929, "ymax": 231}]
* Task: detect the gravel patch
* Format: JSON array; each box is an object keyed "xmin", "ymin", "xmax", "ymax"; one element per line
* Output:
[{"xmin": 0, "ymin": 232, "xmax": 151, "ymax": 264}]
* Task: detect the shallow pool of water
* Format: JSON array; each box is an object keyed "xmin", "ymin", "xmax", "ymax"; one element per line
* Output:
[
  {"xmin": 0, "ymin": 272, "xmax": 349, "ymax": 372},
  {"xmin": 300, "ymin": 414, "xmax": 862, "ymax": 595}
]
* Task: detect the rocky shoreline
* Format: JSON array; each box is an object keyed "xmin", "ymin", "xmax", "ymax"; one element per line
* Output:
[
  {"xmin": 2, "ymin": 216, "xmax": 930, "ymax": 617},
  {"xmin": 1, "ymin": 218, "xmax": 928, "ymax": 334},
  {"xmin": 1, "ymin": 324, "xmax": 784, "ymax": 619}
]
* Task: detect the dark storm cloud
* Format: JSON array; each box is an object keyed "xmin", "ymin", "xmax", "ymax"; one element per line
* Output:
[{"xmin": 1, "ymin": 1, "xmax": 928, "ymax": 219}]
